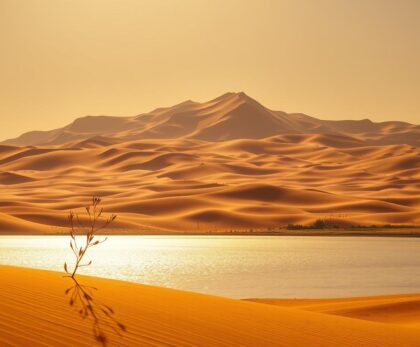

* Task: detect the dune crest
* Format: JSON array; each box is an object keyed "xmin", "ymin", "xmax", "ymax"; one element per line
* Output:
[
  {"xmin": 1, "ymin": 266, "xmax": 420, "ymax": 346},
  {"xmin": 249, "ymin": 294, "xmax": 420, "ymax": 328},
  {"xmin": 0, "ymin": 93, "xmax": 418, "ymax": 233},
  {"xmin": 2, "ymin": 92, "xmax": 419, "ymax": 147}
]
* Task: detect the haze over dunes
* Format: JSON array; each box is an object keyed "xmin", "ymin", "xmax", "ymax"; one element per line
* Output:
[
  {"xmin": 0, "ymin": 93, "xmax": 419, "ymax": 233},
  {"xmin": 3, "ymin": 92, "xmax": 420, "ymax": 147}
]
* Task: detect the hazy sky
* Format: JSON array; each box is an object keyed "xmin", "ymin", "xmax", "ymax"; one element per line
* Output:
[{"xmin": 1, "ymin": 0, "xmax": 419, "ymax": 140}]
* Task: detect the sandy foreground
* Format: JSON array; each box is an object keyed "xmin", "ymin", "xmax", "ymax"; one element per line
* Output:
[
  {"xmin": 247, "ymin": 295, "xmax": 420, "ymax": 328},
  {"xmin": 1, "ymin": 266, "xmax": 420, "ymax": 346}
]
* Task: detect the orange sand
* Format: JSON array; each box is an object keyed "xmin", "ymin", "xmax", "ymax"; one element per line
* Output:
[
  {"xmin": 248, "ymin": 294, "xmax": 420, "ymax": 328},
  {"xmin": 0, "ymin": 93, "xmax": 418, "ymax": 233},
  {"xmin": 1, "ymin": 265, "xmax": 420, "ymax": 346}
]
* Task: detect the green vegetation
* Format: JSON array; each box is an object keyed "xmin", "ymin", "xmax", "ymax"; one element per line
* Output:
[{"xmin": 287, "ymin": 219, "xmax": 417, "ymax": 230}]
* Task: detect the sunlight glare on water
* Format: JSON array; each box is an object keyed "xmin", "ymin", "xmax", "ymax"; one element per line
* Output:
[{"xmin": 1, "ymin": 235, "xmax": 420, "ymax": 298}]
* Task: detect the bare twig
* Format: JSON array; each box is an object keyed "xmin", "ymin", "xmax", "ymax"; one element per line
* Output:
[{"xmin": 64, "ymin": 196, "xmax": 117, "ymax": 278}]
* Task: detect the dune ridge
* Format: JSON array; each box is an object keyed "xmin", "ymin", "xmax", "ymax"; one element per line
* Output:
[
  {"xmin": 248, "ymin": 294, "xmax": 420, "ymax": 328},
  {"xmin": 0, "ymin": 136, "xmax": 418, "ymax": 233},
  {"xmin": 3, "ymin": 92, "xmax": 419, "ymax": 147},
  {"xmin": 1, "ymin": 265, "xmax": 420, "ymax": 346},
  {"xmin": 0, "ymin": 93, "xmax": 418, "ymax": 233}
]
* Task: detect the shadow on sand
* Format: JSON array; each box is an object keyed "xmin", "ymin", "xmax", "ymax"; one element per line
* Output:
[{"xmin": 64, "ymin": 277, "xmax": 127, "ymax": 346}]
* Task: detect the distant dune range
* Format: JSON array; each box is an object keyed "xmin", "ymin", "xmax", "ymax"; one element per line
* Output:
[{"xmin": 0, "ymin": 93, "xmax": 419, "ymax": 233}]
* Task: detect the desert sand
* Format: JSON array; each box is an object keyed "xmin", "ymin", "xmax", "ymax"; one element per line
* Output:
[
  {"xmin": 0, "ymin": 93, "xmax": 418, "ymax": 233},
  {"xmin": 1, "ymin": 265, "xmax": 420, "ymax": 347},
  {"xmin": 248, "ymin": 294, "xmax": 420, "ymax": 328}
]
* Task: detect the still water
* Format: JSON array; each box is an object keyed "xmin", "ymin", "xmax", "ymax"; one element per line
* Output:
[{"xmin": 1, "ymin": 235, "xmax": 419, "ymax": 298}]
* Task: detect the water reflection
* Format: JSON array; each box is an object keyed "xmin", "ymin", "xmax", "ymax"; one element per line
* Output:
[
  {"xmin": 2, "ymin": 236, "xmax": 420, "ymax": 298},
  {"xmin": 64, "ymin": 277, "xmax": 127, "ymax": 345}
]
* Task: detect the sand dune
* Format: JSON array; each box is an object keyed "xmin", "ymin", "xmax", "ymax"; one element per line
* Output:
[
  {"xmin": 0, "ymin": 134, "xmax": 418, "ymax": 233},
  {"xmin": 1, "ymin": 266, "xmax": 420, "ymax": 346},
  {"xmin": 0, "ymin": 171, "xmax": 34, "ymax": 185},
  {"xmin": 0, "ymin": 93, "xmax": 418, "ymax": 233},
  {"xmin": 0, "ymin": 212, "xmax": 52, "ymax": 234},
  {"xmin": 3, "ymin": 92, "xmax": 419, "ymax": 147},
  {"xmin": 249, "ymin": 294, "xmax": 420, "ymax": 328}
]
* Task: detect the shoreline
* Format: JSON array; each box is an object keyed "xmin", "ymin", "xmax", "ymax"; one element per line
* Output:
[{"xmin": 2, "ymin": 228, "xmax": 420, "ymax": 237}]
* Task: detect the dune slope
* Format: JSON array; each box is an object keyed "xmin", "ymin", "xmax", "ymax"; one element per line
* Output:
[
  {"xmin": 0, "ymin": 92, "xmax": 418, "ymax": 233},
  {"xmin": 249, "ymin": 294, "xmax": 420, "ymax": 328},
  {"xmin": 0, "ymin": 136, "xmax": 418, "ymax": 233},
  {"xmin": 3, "ymin": 92, "xmax": 419, "ymax": 147},
  {"xmin": 1, "ymin": 266, "xmax": 420, "ymax": 347}
]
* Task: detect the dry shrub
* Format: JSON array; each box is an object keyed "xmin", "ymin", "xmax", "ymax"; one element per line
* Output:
[{"xmin": 64, "ymin": 196, "xmax": 116, "ymax": 278}]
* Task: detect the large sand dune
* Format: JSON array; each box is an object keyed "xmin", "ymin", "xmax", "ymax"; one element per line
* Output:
[
  {"xmin": 249, "ymin": 294, "xmax": 420, "ymax": 328},
  {"xmin": 3, "ymin": 92, "xmax": 419, "ymax": 147},
  {"xmin": 0, "ymin": 93, "xmax": 418, "ymax": 233},
  {"xmin": 1, "ymin": 266, "xmax": 420, "ymax": 346}
]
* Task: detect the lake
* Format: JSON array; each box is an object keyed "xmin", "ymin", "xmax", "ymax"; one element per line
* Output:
[{"xmin": 0, "ymin": 235, "xmax": 419, "ymax": 298}]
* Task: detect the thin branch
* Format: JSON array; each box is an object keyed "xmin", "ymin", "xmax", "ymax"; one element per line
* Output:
[{"xmin": 65, "ymin": 196, "xmax": 116, "ymax": 278}]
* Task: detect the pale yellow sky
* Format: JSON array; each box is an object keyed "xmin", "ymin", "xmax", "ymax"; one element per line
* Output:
[{"xmin": 1, "ymin": 0, "xmax": 419, "ymax": 140}]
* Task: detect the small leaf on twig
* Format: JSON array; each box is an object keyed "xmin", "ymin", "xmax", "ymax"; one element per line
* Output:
[{"xmin": 65, "ymin": 196, "xmax": 113, "ymax": 277}]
